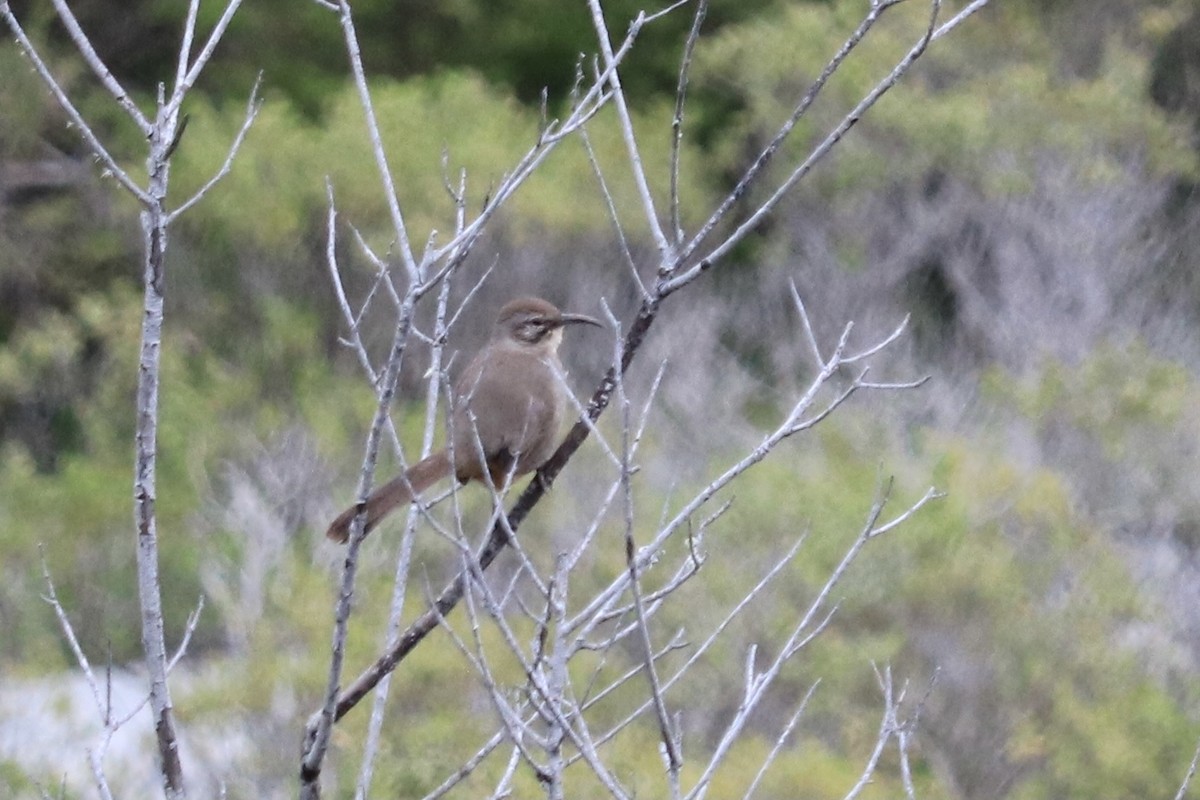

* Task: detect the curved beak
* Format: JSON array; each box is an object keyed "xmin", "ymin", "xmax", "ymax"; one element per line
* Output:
[{"xmin": 558, "ymin": 312, "xmax": 603, "ymax": 329}]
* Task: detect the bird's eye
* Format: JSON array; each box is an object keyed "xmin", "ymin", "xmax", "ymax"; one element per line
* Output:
[{"xmin": 516, "ymin": 318, "xmax": 547, "ymax": 343}]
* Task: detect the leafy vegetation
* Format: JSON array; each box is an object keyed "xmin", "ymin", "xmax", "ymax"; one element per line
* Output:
[{"xmin": 3, "ymin": 0, "xmax": 1200, "ymax": 796}]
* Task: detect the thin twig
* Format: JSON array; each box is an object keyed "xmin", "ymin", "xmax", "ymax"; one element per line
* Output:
[
  {"xmin": 167, "ymin": 74, "xmax": 263, "ymax": 223},
  {"xmin": 666, "ymin": 0, "xmax": 987, "ymax": 294},
  {"xmin": 579, "ymin": 125, "xmax": 649, "ymax": 301},
  {"xmin": 300, "ymin": 292, "xmax": 420, "ymax": 794},
  {"xmin": 457, "ymin": 544, "xmax": 633, "ymax": 799},
  {"xmin": 171, "ymin": 0, "xmax": 246, "ymax": 110},
  {"xmin": 0, "ymin": 2, "xmax": 150, "ymax": 203},
  {"xmin": 669, "ymin": 0, "xmax": 706, "ymax": 247},
  {"xmin": 355, "ymin": 278, "xmax": 459, "ymax": 800},
  {"xmin": 333, "ymin": 0, "xmax": 419, "ymax": 279},
  {"xmin": 174, "ymin": 0, "xmax": 202, "ymax": 101},
  {"xmin": 48, "ymin": 0, "xmax": 150, "ymax": 132},
  {"xmin": 686, "ymin": 481, "xmax": 911, "ymax": 800},
  {"xmin": 609, "ymin": 305, "xmax": 683, "ymax": 790},
  {"xmin": 566, "ymin": 533, "xmax": 808, "ymax": 768},
  {"xmin": 789, "ymin": 281, "xmax": 826, "ymax": 365},
  {"xmin": 742, "ymin": 681, "xmax": 819, "ymax": 799},
  {"xmin": 694, "ymin": 0, "xmax": 948, "ymax": 274},
  {"xmin": 39, "ymin": 552, "xmax": 105, "ymax": 723},
  {"xmin": 585, "ymin": 0, "xmax": 671, "ymax": 260},
  {"xmin": 673, "ymin": 0, "xmax": 897, "ymax": 277},
  {"xmin": 544, "ymin": 555, "xmax": 571, "ymax": 799},
  {"xmin": 842, "ymin": 665, "xmax": 901, "ymax": 800},
  {"xmin": 1174, "ymin": 733, "xmax": 1200, "ymax": 800},
  {"xmin": 325, "ymin": 186, "xmax": 405, "ymax": 459}
]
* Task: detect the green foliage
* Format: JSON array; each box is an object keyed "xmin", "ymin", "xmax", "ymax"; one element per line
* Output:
[
  {"xmin": 0, "ymin": 282, "xmax": 375, "ymax": 665},
  {"xmin": 0, "ymin": 45, "xmax": 55, "ymax": 158},
  {"xmin": 628, "ymin": 390, "xmax": 1197, "ymax": 798},
  {"xmin": 997, "ymin": 342, "xmax": 1191, "ymax": 449},
  {"xmin": 5, "ymin": 0, "xmax": 1200, "ymax": 795},
  {"xmin": 691, "ymin": 0, "xmax": 1199, "ymax": 200},
  {"xmin": 0, "ymin": 760, "xmax": 53, "ymax": 800},
  {"xmin": 173, "ymin": 71, "xmax": 715, "ymax": 261},
  {"xmin": 982, "ymin": 343, "xmax": 1200, "ymax": 541},
  {"xmin": 15, "ymin": 380, "xmax": 1194, "ymax": 794},
  {"xmin": 11, "ymin": 0, "xmax": 783, "ymax": 118}
]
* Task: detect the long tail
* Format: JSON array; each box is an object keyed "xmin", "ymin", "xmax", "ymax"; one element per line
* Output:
[{"xmin": 326, "ymin": 450, "xmax": 454, "ymax": 543}]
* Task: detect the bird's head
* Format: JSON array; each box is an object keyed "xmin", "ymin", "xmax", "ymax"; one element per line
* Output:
[{"xmin": 495, "ymin": 297, "xmax": 602, "ymax": 350}]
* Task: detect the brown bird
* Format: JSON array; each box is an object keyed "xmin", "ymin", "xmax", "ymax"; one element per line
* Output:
[{"xmin": 327, "ymin": 297, "xmax": 602, "ymax": 543}]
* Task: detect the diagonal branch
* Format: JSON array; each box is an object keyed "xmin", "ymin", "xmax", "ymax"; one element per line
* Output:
[
  {"xmin": 166, "ymin": 74, "xmax": 263, "ymax": 223},
  {"xmin": 330, "ymin": 0, "xmax": 419, "ymax": 281},
  {"xmin": 585, "ymin": 0, "xmax": 672, "ymax": 261},
  {"xmin": 48, "ymin": 0, "xmax": 151, "ymax": 132},
  {"xmin": 668, "ymin": 0, "xmax": 706, "ymax": 247},
  {"xmin": 665, "ymin": 0, "xmax": 993, "ymax": 294},
  {"xmin": 609, "ymin": 305, "xmax": 683, "ymax": 791},
  {"xmin": 673, "ymin": 0, "xmax": 902, "ymax": 276},
  {"xmin": 171, "ymin": 0, "xmax": 246, "ymax": 109},
  {"xmin": 689, "ymin": 0, "xmax": 949, "ymax": 276},
  {"xmin": 306, "ymin": 0, "xmax": 987, "ymax": 770},
  {"xmin": 0, "ymin": 2, "xmax": 150, "ymax": 204},
  {"xmin": 1175, "ymin": 733, "xmax": 1200, "ymax": 800},
  {"xmin": 310, "ymin": 295, "xmax": 661, "ymax": 728}
]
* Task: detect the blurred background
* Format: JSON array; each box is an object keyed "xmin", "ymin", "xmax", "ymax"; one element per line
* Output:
[{"xmin": 2, "ymin": 0, "xmax": 1200, "ymax": 796}]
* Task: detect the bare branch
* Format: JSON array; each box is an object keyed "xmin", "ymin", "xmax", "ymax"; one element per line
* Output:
[
  {"xmin": 39, "ymin": 552, "xmax": 106, "ymax": 726},
  {"xmin": 323, "ymin": 184, "xmax": 405, "ymax": 457},
  {"xmin": 869, "ymin": 486, "xmax": 943, "ymax": 538},
  {"xmin": 167, "ymin": 74, "xmax": 263, "ymax": 223},
  {"xmin": 444, "ymin": 569, "xmax": 551, "ymax": 771},
  {"xmin": 488, "ymin": 747, "xmax": 526, "ymax": 800},
  {"xmin": 742, "ymin": 681, "xmax": 819, "ymax": 799},
  {"xmin": 585, "ymin": 1, "xmax": 671, "ymax": 260},
  {"xmin": 47, "ymin": 0, "xmax": 151, "ymax": 132},
  {"xmin": 672, "ymin": 0, "xmax": 896, "ymax": 279},
  {"xmin": 544, "ymin": 555, "xmax": 571, "ymax": 799},
  {"xmin": 788, "ymin": 281, "xmax": 825, "ymax": 367},
  {"xmin": 353, "ymin": 276, "xmax": 455, "ymax": 797},
  {"xmin": 695, "ymin": 0, "xmax": 947, "ymax": 272},
  {"xmin": 455, "ymin": 548, "xmax": 633, "ymax": 799},
  {"xmin": 644, "ymin": 0, "xmax": 692, "ymax": 25},
  {"xmin": 580, "ymin": 126, "xmax": 650, "ymax": 301},
  {"xmin": 174, "ymin": 0, "xmax": 201, "ymax": 100},
  {"xmin": 842, "ymin": 665, "xmax": 901, "ymax": 800},
  {"xmin": 1174, "ymin": 733, "xmax": 1200, "ymax": 800},
  {"xmin": 610, "ymin": 305, "xmax": 683, "ymax": 790},
  {"xmin": 571, "ymin": 533, "xmax": 808, "ymax": 762},
  {"xmin": 301, "ymin": 293, "xmax": 421, "ymax": 794},
  {"xmin": 330, "ymin": 0, "xmax": 419, "ymax": 280},
  {"xmin": 172, "ymin": 0, "xmax": 246, "ymax": 109},
  {"xmin": 551, "ymin": 356, "xmax": 622, "ymax": 470},
  {"xmin": 666, "ymin": 0, "xmax": 992, "ymax": 294},
  {"xmin": 422, "ymin": 730, "xmax": 507, "ymax": 800},
  {"xmin": 166, "ymin": 595, "xmax": 205, "ymax": 673},
  {"xmin": 87, "ymin": 749, "xmax": 116, "ymax": 800},
  {"xmin": 842, "ymin": 314, "xmax": 912, "ymax": 364},
  {"xmin": 897, "ymin": 667, "xmax": 940, "ymax": 800},
  {"xmin": 931, "ymin": 0, "xmax": 989, "ymax": 41},
  {"xmin": 0, "ymin": 2, "xmax": 150, "ymax": 203},
  {"xmin": 669, "ymin": 0, "xmax": 706, "ymax": 246},
  {"xmin": 686, "ymin": 481, "xmax": 917, "ymax": 800}
]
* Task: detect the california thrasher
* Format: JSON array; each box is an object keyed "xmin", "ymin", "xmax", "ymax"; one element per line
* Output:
[{"xmin": 326, "ymin": 297, "xmax": 601, "ymax": 543}]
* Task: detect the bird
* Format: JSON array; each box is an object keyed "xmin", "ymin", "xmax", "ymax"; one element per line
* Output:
[{"xmin": 326, "ymin": 297, "xmax": 602, "ymax": 543}]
